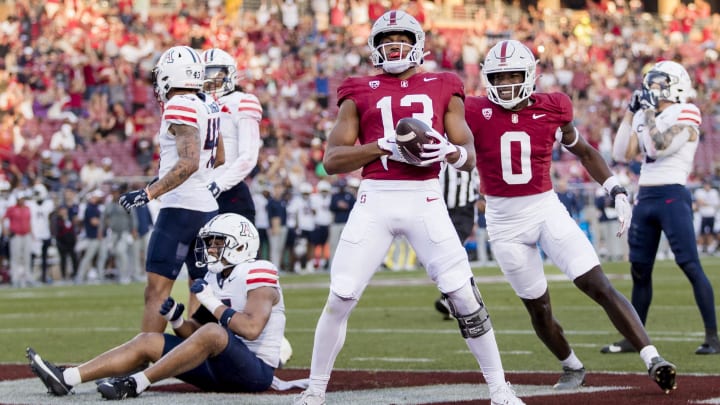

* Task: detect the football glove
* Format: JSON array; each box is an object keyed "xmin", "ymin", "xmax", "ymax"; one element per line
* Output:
[
  {"xmin": 159, "ymin": 297, "xmax": 184, "ymax": 329},
  {"xmin": 639, "ymin": 88, "xmax": 659, "ymax": 110},
  {"xmin": 207, "ymin": 181, "xmax": 221, "ymax": 199},
  {"xmin": 190, "ymin": 279, "xmax": 223, "ymax": 313},
  {"xmin": 377, "ymin": 134, "xmax": 408, "ymax": 170},
  {"xmin": 614, "ymin": 192, "xmax": 632, "ymax": 237},
  {"xmin": 119, "ymin": 188, "xmax": 150, "ymax": 212},
  {"xmin": 419, "ymin": 130, "xmax": 458, "ymax": 166},
  {"xmin": 628, "ymin": 89, "xmax": 644, "ymax": 113}
]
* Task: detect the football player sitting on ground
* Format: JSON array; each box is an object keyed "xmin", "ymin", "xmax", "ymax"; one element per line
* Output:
[
  {"xmin": 27, "ymin": 213, "xmax": 288, "ymax": 400},
  {"xmin": 465, "ymin": 39, "xmax": 676, "ymax": 393}
]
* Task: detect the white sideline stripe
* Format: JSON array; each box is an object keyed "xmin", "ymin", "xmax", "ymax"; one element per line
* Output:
[
  {"xmin": 351, "ymin": 357, "xmax": 435, "ymax": 363},
  {"xmin": 694, "ymin": 398, "xmax": 720, "ymax": 404},
  {"xmin": 0, "ymin": 378, "xmax": 631, "ymax": 405}
]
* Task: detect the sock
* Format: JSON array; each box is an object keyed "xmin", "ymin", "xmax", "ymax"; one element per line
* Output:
[
  {"xmin": 560, "ymin": 350, "xmax": 584, "ymax": 370},
  {"xmin": 465, "ymin": 329, "xmax": 505, "ymax": 392},
  {"xmin": 639, "ymin": 345, "xmax": 660, "ymax": 368},
  {"xmin": 62, "ymin": 367, "xmax": 81, "ymax": 386},
  {"xmin": 131, "ymin": 372, "xmax": 151, "ymax": 394}
]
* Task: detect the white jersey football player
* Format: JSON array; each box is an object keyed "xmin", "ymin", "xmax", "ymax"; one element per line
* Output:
[
  {"xmin": 294, "ymin": 10, "xmax": 523, "ymax": 405},
  {"xmin": 202, "ymin": 48, "xmax": 263, "ymax": 224},
  {"xmin": 611, "ymin": 60, "xmax": 719, "ymax": 355},
  {"xmin": 27, "ymin": 213, "xmax": 287, "ymax": 399},
  {"xmin": 119, "ymin": 45, "xmax": 220, "ymax": 333}
]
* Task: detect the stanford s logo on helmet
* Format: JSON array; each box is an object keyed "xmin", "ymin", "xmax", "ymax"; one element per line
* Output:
[
  {"xmin": 368, "ymin": 10, "xmax": 425, "ymax": 74},
  {"xmin": 482, "ymin": 40, "xmax": 537, "ymax": 110}
]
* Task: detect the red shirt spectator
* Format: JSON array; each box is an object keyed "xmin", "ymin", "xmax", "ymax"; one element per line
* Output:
[{"xmin": 4, "ymin": 197, "xmax": 32, "ymax": 235}]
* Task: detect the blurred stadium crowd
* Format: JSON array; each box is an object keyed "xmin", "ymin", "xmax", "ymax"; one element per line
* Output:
[{"xmin": 1, "ymin": 0, "xmax": 720, "ymax": 284}]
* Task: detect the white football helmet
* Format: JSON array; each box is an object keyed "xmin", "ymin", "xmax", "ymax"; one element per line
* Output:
[
  {"xmin": 195, "ymin": 213, "xmax": 259, "ymax": 273},
  {"xmin": 201, "ymin": 48, "xmax": 238, "ymax": 98},
  {"xmin": 482, "ymin": 40, "xmax": 537, "ymax": 110},
  {"xmin": 642, "ymin": 60, "xmax": 692, "ymax": 103},
  {"xmin": 368, "ymin": 10, "xmax": 425, "ymax": 74},
  {"xmin": 152, "ymin": 46, "xmax": 204, "ymax": 103}
]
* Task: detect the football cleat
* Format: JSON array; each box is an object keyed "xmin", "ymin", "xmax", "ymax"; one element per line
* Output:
[
  {"xmin": 434, "ymin": 297, "xmax": 453, "ymax": 320},
  {"xmin": 490, "ymin": 382, "xmax": 525, "ymax": 405},
  {"xmin": 553, "ymin": 366, "xmax": 586, "ymax": 390},
  {"xmin": 648, "ymin": 356, "xmax": 677, "ymax": 394},
  {"xmin": 293, "ymin": 389, "xmax": 326, "ymax": 405},
  {"xmin": 695, "ymin": 336, "xmax": 720, "ymax": 355},
  {"xmin": 97, "ymin": 376, "xmax": 140, "ymax": 400},
  {"xmin": 600, "ymin": 338, "xmax": 637, "ymax": 353},
  {"xmin": 26, "ymin": 347, "xmax": 73, "ymax": 396}
]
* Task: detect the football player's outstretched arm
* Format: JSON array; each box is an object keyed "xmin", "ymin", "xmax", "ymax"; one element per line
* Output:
[
  {"xmin": 443, "ymin": 95, "xmax": 476, "ymax": 171},
  {"xmin": 562, "ymin": 122, "xmax": 614, "ymax": 184},
  {"xmin": 323, "ymin": 99, "xmax": 388, "ymax": 175},
  {"xmin": 146, "ymin": 123, "xmax": 200, "ymax": 199}
]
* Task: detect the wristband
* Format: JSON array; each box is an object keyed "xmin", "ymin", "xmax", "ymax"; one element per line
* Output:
[
  {"xmin": 561, "ymin": 127, "xmax": 580, "ymax": 148},
  {"xmin": 199, "ymin": 295, "xmax": 223, "ymax": 314},
  {"xmin": 219, "ymin": 308, "xmax": 236, "ymax": 327},
  {"xmin": 170, "ymin": 317, "xmax": 184, "ymax": 329},
  {"xmin": 450, "ymin": 146, "xmax": 468, "ymax": 169},
  {"xmin": 602, "ymin": 176, "xmax": 620, "ymax": 195},
  {"xmin": 610, "ymin": 185, "xmax": 628, "ymax": 199}
]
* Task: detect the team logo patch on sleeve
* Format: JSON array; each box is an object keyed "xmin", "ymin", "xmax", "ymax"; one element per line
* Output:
[{"xmin": 247, "ymin": 268, "xmax": 279, "ymax": 286}]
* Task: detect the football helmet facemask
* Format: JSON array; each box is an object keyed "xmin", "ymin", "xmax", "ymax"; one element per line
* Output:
[
  {"xmin": 368, "ymin": 10, "xmax": 425, "ymax": 74},
  {"xmin": 642, "ymin": 60, "xmax": 692, "ymax": 104},
  {"xmin": 151, "ymin": 46, "xmax": 204, "ymax": 103},
  {"xmin": 482, "ymin": 40, "xmax": 537, "ymax": 110},
  {"xmin": 201, "ymin": 48, "xmax": 238, "ymax": 98},
  {"xmin": 195, "ymin": 213, "xmax": 259, "ymax": 274}
]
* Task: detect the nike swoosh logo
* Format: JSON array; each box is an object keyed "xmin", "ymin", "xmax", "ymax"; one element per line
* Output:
[
  {"xmin": 423, "ymin": 77, "xmax": 437, "ymax": 82},
  {"xmin": 426, "ymin": 197, "xmax": 440, "ymax": 202},
  {"xmin": 532, "ymin": 114, "xmax": 546, "ymax": 119},
  {"xmin": 665, "ymin": 199, "xmax": 674, "ymax": 204}
]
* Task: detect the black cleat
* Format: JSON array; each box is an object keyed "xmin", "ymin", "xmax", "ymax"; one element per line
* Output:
[
  {"xmin": 97, "ymin": 376, "xmax": 140, "ymax": 400},
  {"xmin": 695, "ymin": 336, "xmax": 720, "ymax": 355},
  {"xmin": 26, "ymin": 347, "xmax": 73, "ymax": 396},
  {"xmin": 434, "ymin": 298, "xmax": 453, "ymax": 320},
  {"xmin": 648, "ymin": 356, "xmax": 677, "ymax": 394},
  {"xmin": 600, "ymin": 338, "xmax": 637, "ymax": 354}
]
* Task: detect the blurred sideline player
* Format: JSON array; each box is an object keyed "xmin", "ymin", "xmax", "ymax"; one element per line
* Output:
[
  {"xmin": 202, "ymin": 48, "xmax": 263, "ymax": 224},
  {"xmin": 609, "ymin": 60, "xmax": 719, "ymax": 355},
  {"xmin": 294, "ymin": 10, "xmax": 523, "ymax": 405},
  {"xmin": 27, "ymin": 213, "xmax": 297, "ymax": 399},
  {"xmin": 466, "ymin": 39, "xmax": 676, "ymax": 393},
  {"xmin": 118, "ymin": 46, "xmax": 220, "ymax": 333}
]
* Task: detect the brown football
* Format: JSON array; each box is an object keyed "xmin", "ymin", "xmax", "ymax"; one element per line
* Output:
[{"xmin": 395, "ymin": 117, "xmax": 435, "ymax": 165}]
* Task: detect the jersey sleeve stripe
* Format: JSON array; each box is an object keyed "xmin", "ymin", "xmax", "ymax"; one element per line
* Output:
[
  {"xmin": 247, "ymin": 277, "xmax": 278, "ymax": 285},
  {"xmin": 164, "ymin": 114, "xmax": 198, "ymax": 124},
  {"xmin": 249, "ymin": 268, "xmax": 277, "ymax": 275},
  {"xmin": 678, "ymin": 116, "xmax": 700, "ymax": 125},
  {"xmin": 166, "ymin": 105, "xmax": 196, "ymax": 113}
]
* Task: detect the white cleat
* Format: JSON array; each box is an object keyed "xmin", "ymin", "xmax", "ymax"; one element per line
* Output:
[{"xmin": 490, "ymin": 382, "xmax": 525, "ymax": 405}]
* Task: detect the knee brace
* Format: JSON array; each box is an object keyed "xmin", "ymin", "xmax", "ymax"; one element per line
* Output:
[{"xmin": 442, "ymin": 278, "xmax": 493, "ymax": 338}]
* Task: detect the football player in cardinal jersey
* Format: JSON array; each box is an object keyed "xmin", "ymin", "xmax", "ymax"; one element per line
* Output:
[
  {"xmin": 466, "ymin": 40, "xmax": 676, "ymax": 393},
  {"xmin": 610, "ymin": 61, "xmax": 719, "ymax": 355},
  {"xmin": 294, "ymin": 10, "xmax": 523, "ymax": 405},
  {"xmin": 27, "ymin": 214, "xmax": 288, "ymax": 399},
  {"xmin": 118, "ymin": 46, "xmax": 220, "ymax": 333},
  {"xmin": 202, "ymin": 48, "xmax": 263, "ymax": 223}
]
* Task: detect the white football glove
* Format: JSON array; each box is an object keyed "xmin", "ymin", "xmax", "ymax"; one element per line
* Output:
[
  {"xmin": 614, "ymin": 193, "xmax": 632, "ymax": 237},
  {"xmin": 419, "ymin": 129, "xmax": 458, "ymax": 166},
  {"xmin": 377, "ymin": 134, "xmax": 408, "ymax": 170}
]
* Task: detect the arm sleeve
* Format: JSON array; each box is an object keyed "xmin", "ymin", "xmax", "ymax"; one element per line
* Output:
[
  {"xmin": 215, "ymin": 117, "xmax": 261, "ymax": 191},
  {"xmin": 612, "ymin": 113, "xmax": 634, "ymax": 163}
]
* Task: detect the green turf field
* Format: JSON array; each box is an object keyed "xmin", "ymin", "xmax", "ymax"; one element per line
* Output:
[{"xmin": 2, "ymin": 257, "xmax": 718, "ymax": 375}]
